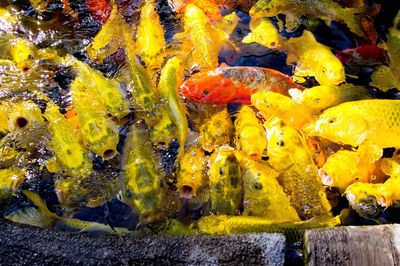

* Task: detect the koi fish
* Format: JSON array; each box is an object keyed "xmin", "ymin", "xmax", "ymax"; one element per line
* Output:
[
  {"xmin": 303, "ymin": 100, "xmax": 400, "ymax": 149},
  {"xmin": 242, "ymin": 17, "xmax": 282, "ymax": 48},
  {"xmin": 336, "ymin": 45, "xmax": 388, "ymax": 66},
  {"xmin": 180, "ymin": 66, "xmax": 303, "ymax": 104}
]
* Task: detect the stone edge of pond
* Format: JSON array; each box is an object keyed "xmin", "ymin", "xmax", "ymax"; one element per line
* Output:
[{"xmin": 2, "ymin": 217, "xmax": 400, "ymax": 266}]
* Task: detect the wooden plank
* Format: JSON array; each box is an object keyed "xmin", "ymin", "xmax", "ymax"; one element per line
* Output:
[{"xmin": 305, "ymin": 225, "xmax": 400, "ymax": 266}]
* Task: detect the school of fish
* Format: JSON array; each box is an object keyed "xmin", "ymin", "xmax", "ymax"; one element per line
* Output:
[{"xmin": 0, "ymin": 0, "xmax": 399, "ymax": 238}]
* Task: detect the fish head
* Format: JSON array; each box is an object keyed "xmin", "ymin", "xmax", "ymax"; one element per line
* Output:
[
  {"xmin": 345, "ymin": 182, "xmax": 384, "ymax": 219},
  {"xmin": 243, "ymin": 167, "xmax": 270, "ymax": 204},
  {"xmin": 300, "ymin": 85, "xmax": 338, "ymax": 110},
  {"xmin": 303, "ymin": 109, "xmax": 368, "ymax": 147},
  {"xmin": 316, "ymin": 58, "xmax": 345, "ymax": 86}
]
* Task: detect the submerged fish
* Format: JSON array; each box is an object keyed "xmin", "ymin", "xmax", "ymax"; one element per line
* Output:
[
  {"xmin": 250, "ymin": 0, "xmax": 369, "ymax": 36},
  {"xmin": 197, "ymin": 214, "xmax": 340, "ymax": 241},
  {"xmin": 241, "ymin": 158, "xmax": 300, "ymax": 221},
  {"xmin": 234, "ymin": 105, "xmax": 267, "ymax": 160},
  {"xmin": 266, "ymin": 118, "xmax": 332, "ymax": 219},
  {"xmin": 336, "ymin": 45, "xmax": 388, "ymax": 66},
  {"xmin": 303, "ymin": 100, "xmax": 400, "ymax": 149},
  {"xmin": 199, "ymin": 108, "xmax": 233, "ymax": 152},
  {"xmin": 180, "ymin": 66, "xmax": 303, "ymax": 104},
  {"xmin": 122, "ymin": 123, "xmax": 165, "ymax": 224},
  {"xmin": 208, "ymin": 146, "xmax": 242, "ymax": 215},
  {"xmin": 5, "ymin": 190, "xmax": 130, "ymax": 234}
]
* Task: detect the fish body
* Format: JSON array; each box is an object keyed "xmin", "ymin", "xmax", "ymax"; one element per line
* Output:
[
  {"xmin": 9, "ymin": 38, "xmax": 37, "ymax": 72},
  {"xmin": 284, "ymin": 31, "xmax": 346, "ymax": 86},
  {"xmin": 70, "ymin": 77, "xmax": 119, "ymax": 159},
  {"xmin": 86, "ymin": 5, "xmax": 130, "ymax": 62},
  {"xmin": 250, "ymin": 0, "xmax": 368, "ymax": 36},
  {"xmin": 266, "ymin": 118, "xmax": 331, "ymax": 219},
  {"xmin": 242, "ymin": 159, "xmax": 300, "ymax": 221},
  {"xmin": 177, "ymin": 145, "xmax": 209, "ymax": 197},
  {"xmin": 158, "ymin": 57, "xmax": 188, "ymax": 158},
  {"xmin": 208, "ymin": 146, "xmax": 242, "ymax": 215},
  {"xmin": 123, "ymin": 123, "xmax": 165, "ymax": 223},
  {"xmin": 0, "ymin": 168, "xmax": 25, "ymax": 203},
  {"xmin": 234, "ymin": 105, "xmax": 267, "ymax": 160},
  {"xmin": 180, "ymin": 66, "xmax": 303, "ymax": 104},
  {"xmin": 199, "ymin": 108, "xmax": 233, "ymax": 152},
  {"xmin": 197, "ymin": 214, "xmax": 340, "ymax": 241},
  {"xmin": 242, "ymin": 17, "xmax": 282, "ymax": 48},
  {"xmin": 303, "ymin": 100, "xmax": 400, "ymax": 148},
  {"xmin": 174, "ymin": 4, "xmax": 238, "ymax": 70},
  {"xmin": 336, "ymin": 45, "xmax": 388, "ymax": 66},
  {"xmin": 67, "ymin": 57, "xmax": 130, "ymax": 119},
  {"xmin": 168, "ymin": 0, "xmax": 231, "ymax": 22},
  {"xmin": 44, "ymin": 103, "xmax": 93, "ymax": 178},
  {"xmin": 289, "ymin": 84, "xmax": 373, "ymax": 113},
  {"xmin": 136, "ymin": 1, "xmax": 166, "ymax": 73},
  {"xmin": 251, "ymin": 91, "xmax": 314, "ymax": 130}
]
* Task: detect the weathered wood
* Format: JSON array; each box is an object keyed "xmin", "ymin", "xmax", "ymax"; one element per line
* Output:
[{"xmin": 305, "ymin": 225, "xmax": 400, "ymax": 266}]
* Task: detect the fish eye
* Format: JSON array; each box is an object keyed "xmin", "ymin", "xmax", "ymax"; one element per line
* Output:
[
  {"xmin": 327, "ymin": 117, "xmax": 336, "ymax": 124},
  {"xmin": 253, "ymin": 182, "xmax": 263, "ymax": 190}
]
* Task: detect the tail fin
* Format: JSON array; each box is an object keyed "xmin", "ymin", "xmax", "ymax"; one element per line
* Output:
[{"xmin": 4, "ymin": 190, "xmax": 57, "ymax": 228}]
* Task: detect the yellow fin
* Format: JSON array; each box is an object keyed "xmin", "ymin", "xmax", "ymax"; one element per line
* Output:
[
  {"xmin": 358, "ymin": 141, "xmax": 382, "ymax": 163},
  {"xmin": 370, "ymin": 65, "xmax": 396, "ymax": 92},
  {"xmin": 5, "ymin": 207, "xmax": 54, "ymax": 228},
  {"xmin": 380, "ymin": 158, "xmax": 400, "ymax": 176}
]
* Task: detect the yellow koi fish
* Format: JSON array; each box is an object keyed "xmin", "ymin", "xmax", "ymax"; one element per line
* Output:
[
  {"xmin": 43, "ymin": 102, "xmax": 93, "ymax": 178},
  {"xmin": 174, "ymin": 4, "xmax": 239, "ymax": 70},
  {"xmin": 208, "ymin": 146, "xmax": 242, "ymax": 215},
  {"xmin": 177, "ymin": 145, "xmax": 209, "ymax": 198},
  {"xmin": 242, "ymin": 17, "xmax": 282, "ymax": 48},
  {"xmin": 122, "ymin": 123, "xmax": 165, "ymax": 223},
  {"xmin": 199, "ymin": 108, "xmax": 233, "ymax": 152},
  {"xmin": 241, "ymin": 158, "xmax": 300, "ymax": 221},
  {"xmin": 70, "ymin": 77, "xmax": 120, "ymax": 159},
  {"xmin": 158, "ymin": 57, "xmax": 188, "ymax": 158},
  {"xmin": 283, "ymin": 30, "xmax": 346, "ymax": 86},
  {"xmin": 8, "ymin": 101, "xmax": 44, "ymax": 131},
  {"xmin": 234, "ymin": 105, "xmax": 267, "ymax": 160},
  {"xmin": 266, "ymin": 118, "xmax": 331, "ymax": 219},
  {"xmin": 303, "ymin": 99, "xmax": 400, "ymax": 148},
  {"xmin": 136, "ymin": 0, "xmax": 166, "ymax": 75}
]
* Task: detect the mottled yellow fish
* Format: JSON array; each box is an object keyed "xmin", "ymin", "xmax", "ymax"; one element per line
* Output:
[
  {"xmin": 199, "ymin": 108, "xmax": 233, "ymax": 152},
  {"xmin": 9, "ymin": 38, "xmax": 37, "ymax": 72},
  {"xmin": 136, "ymin": 0, "xmax": 166, "ymax": 74},
  {"xmin": 250, "ymin": 0, "xmax": 368, "ymax": 36},
  {"xmin": 122, "ymin": 123, "xmax": 165, "ymax": 224},
  {"xmin": 177, "ymin": 145, "xmax": 209, "ymax": 198},
  {"xmin": 158, "ymin": 57, "xmax": 188, "ymax": 158},
  {"xmin": 242, "ymin": 17, "xmax": 282, "ymax": 48},
  {"xmin": 303, "ymin": 99, "xmax": 400, "ymax": 148},
  {"xmin": 241, "ymin": 158, "xmax": 300, "ymax": 221},
  {"xmin": 283, "ymin": 30, "xmax": 346, "ymax": 86},
  {"xmin": 44, "ymin": 102, "xmax": 93, "ymax": 178},
  {"xmin": 86, "ymin": 5, "xmax": 131, "ymax": 63},
  {"xmin": 251, "ymin": 91, "xmax": 314, "ymax": 130},
  {"xmin": 66, "ymin": 56, "xmax": 130, "ymax": 119},
  {"xmin": 70, "ymin": 77, "xmax": 120, "ymax": 159},
  {"xmin": 266, "ymin": 118, "xmax": 331, "ymax": 220},
  {"xmin": 234, "ymin": 105, "xmax": 267, "ymax": 160},
  {"xmin": 208, "ymin": 146, "xmax": 242, "ymax": 215}
]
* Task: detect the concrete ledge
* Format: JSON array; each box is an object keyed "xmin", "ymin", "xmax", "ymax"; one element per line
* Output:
[
  {"xmin": 0, "ymin": 219, "xmax": 285, "ymax": 266},
  {"xmin": 305, "ymin": 224, "xmax": 400, "ymax": 266}
]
